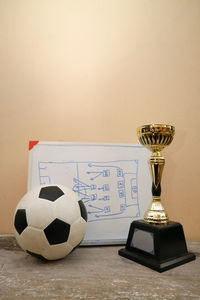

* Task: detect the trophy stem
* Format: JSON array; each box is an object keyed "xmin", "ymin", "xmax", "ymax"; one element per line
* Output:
[{"xmin": 144, "ymin": 151, "xmax": 169, "ymax": 225}]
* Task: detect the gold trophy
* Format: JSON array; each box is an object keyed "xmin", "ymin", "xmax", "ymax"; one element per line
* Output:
[
  {"xmin": 137, "ymin": 124, "xmax": 175, "ymax": 225},
  {"xmin": 119, "ymin": 124, "xmax": 195, "ymax": 272}
]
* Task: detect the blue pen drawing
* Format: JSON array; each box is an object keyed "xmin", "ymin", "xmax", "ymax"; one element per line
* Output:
[{"xmin": 38, "ymin": 160, "xmax": 140, "ymax": 222}]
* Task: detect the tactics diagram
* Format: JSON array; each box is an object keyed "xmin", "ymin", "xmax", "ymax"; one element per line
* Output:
[{"xmin": 38, "ymin": 160, "xmax": 140, "ymax": 222}]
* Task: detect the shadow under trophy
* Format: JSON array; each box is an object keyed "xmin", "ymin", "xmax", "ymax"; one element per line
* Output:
[{"xmin": 119, "ymin": 124, "xmax": 196, "ymax": 272}]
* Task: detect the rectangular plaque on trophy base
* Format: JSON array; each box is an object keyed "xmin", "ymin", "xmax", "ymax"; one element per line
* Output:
[
  {"xmin": 118, "ymin": 220, "xmax": 195, "ymax": 272},
  {"xmin": 118, "ymin": 124, "xmax": 196, "ymax": 272}
]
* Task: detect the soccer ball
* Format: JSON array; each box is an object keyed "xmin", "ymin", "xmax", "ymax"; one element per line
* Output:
[{"xmin": 13, "ymin": 184, "xmax": 87, "ymax": 260}]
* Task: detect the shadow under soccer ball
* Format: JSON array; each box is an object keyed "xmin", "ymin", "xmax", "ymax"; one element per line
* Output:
[{"xmin": 13, "ymin": 185, "xmax": 87, "ymax": 260}]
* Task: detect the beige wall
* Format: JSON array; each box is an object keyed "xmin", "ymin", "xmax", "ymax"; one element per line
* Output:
[{"xmin": 0, "ymin": 0, "xmax": 200, "ymax": 241}]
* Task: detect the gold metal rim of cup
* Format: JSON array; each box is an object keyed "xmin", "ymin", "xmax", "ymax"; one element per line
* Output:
[{"xmin": 137, "ymin": 124, "xmax": 175, "ymax": 136}]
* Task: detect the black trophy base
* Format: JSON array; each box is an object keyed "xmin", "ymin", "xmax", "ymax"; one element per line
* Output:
[
  {"xmin": 118, "ymin": 220, "xmax": 196, "ymax": 273},
  {"xmin": 119, "ymin": 248, "xmax": 195, "ymax": 273}
]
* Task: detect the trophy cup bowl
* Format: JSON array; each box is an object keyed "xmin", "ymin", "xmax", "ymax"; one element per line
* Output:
[
  {"xmin": 137, "ymin": 124, "xmax": 175, "ymax": 225},
  {"xmin": 137, "ymin": 124, "xmax": 175, "ymax": 153}
]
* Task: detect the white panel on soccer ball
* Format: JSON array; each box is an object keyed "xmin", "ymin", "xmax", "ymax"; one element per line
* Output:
[
  {"xmin": 15, "ymin": 186, "xmax": 42, "ymax": 210},
  {"xmin": 58, "ymin": 185, "xmax": 80, "ymax": 202},
  {"xmin": 14, "ymin": 228, "xmax": 26, "ymax": 251},
  {"xmin": 26, "ymin": 199, "xmax": 55, "ymax": 229},
  {"xmin": 42, "ymin": 242, "xmax": 73, "ymax": 260},
  {"xmin": 19, "ymin": 227, "xmax": 49, "ymax": 254},
  {"xmin": 53, "ymin": 197, "xmax": 80, "ymax": 224},
  {"xmin": 67, "ymin": 217, "xmax": 87, "ymax": 248}
]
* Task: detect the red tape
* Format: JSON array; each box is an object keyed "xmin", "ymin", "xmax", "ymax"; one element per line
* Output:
[{"xmin": 29, "ymin": 140, "xmax": 39, "ymax": 150}]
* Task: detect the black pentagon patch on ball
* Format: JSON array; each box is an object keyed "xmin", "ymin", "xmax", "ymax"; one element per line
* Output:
[
  {"xmin": 78, "ymin": 200, "xmax": 87, "ymax": 222},
  {"xmin": 14, "ymin": 209, "xmax": 28, "ymax": 235},
  {"xmin": 39, "ymin": 186, "xmax": 64, "ymax": 201},
  {"xmin": 44, "ymin": 218, "xmax": 71, "ymax": 245},
  {"xmin": 27, "ymin": 250, "xmax": 47, "ymax": 261}
]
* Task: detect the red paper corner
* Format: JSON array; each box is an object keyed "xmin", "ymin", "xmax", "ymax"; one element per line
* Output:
[{"xmin": 29, "ymin": 140, "xmax": 39, "ymax": 150}]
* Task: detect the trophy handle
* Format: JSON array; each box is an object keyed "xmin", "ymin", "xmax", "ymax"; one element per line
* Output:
[{"xmin": 144, "ymin": 152, "xmax": 169, "ymax": 224}]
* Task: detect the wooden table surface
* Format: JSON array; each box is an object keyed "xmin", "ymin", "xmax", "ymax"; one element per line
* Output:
[{"xmin": 0, "ymin": 237, "xmax": 200, "ymax": 299}]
